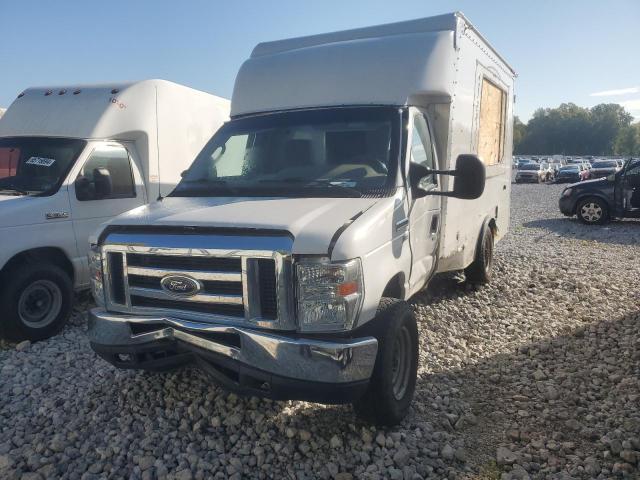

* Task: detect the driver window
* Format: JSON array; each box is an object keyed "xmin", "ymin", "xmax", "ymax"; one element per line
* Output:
[
  {"xmin": 76, "ymin": 145, "xmax": 135, "ymax": 201},
  {"xmin": 411, "ymin": 113, "xmax": 436, "ymax": 185},
  {"xmin": 626, "ymin": 161, "xmax": 640, "ymax": 186}
]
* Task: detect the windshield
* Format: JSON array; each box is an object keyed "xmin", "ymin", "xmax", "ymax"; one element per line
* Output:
[
  {"xmin": 519, "ymin": 164, "xmax": 539, "ymax": 170},
  {"xmin": 591, "ymin": 160, "xmax": 617, "ymax": 168},
  {"xmin": 0, "ymin": 137, "xmax": 87, "ymax": 196},
  {"xmin": 171, "ymin": 107, "xmax": 402, "ymax": 198},
  {"xmin": 559, "ymin": 166, "xmax": 579, "ymax": 171}
]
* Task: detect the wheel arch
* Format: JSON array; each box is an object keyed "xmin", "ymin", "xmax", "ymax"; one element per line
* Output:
[
  {"xmin": 573, "ymin": 193, "xmax": 613, "ymax": 215},
  {"xmin": 381, "ymin": 272, "xmax": 406, "ymax": 300},
  {"xmin": 0, "ymin": 247, "xmax": 74, "ymax": 283}
]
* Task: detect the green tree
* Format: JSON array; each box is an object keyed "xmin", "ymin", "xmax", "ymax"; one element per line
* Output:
[
  {"xmin": 614, "ymin": 123, "xmax": 640, "ymax": 156},
  {"xmin": 514, "ymin": 103, "xmax": 634, "ymax": 156}
]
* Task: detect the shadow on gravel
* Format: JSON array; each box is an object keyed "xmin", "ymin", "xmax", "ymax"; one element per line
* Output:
[
  {"xmin": 522, "ymin": 218, "xmax": 640, "ymax": 246},
  {"xmin": 417, "ymin": 310, "xmax": 640, "ymax": 478}
]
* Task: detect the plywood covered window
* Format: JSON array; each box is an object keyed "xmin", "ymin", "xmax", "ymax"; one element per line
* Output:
[{"xmin": 477, "ymin": 78, "xmax": 506, "ymax": 165}]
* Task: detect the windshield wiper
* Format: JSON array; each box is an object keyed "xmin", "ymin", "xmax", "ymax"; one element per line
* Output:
[
  {"xmin": 171, "ymin": 179, "xmax": 239, "ymax": 197},
  {"xmin": 258, "ymin": 178, "xmax": 362, "ymax": 197},
  {"xmin": 0, "ymin": 187, "xmax": 30, "ymax": 196}
]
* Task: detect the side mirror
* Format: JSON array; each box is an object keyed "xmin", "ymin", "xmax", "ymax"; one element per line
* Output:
[
  {"xmin": 451, "ymin": 154, "xmax": 486, "ymax": 199},
  {"xmin": 75, "ymin": 176, "xmax": 93, "ymax": 201},
  {"xmin": 93, "ymin": 168, "xmax": 113, "ymax": 199},
  {"xmin": 408, "ymin": 154, "xmax": 486, "ymax": 200},
  {"xmin": 408, "ymin": 162, "xmax": 432, "ymax": 196}
]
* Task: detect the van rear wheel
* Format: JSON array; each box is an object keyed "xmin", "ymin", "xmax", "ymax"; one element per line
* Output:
[
  {"xmin": 465, "ymin": 225, "xmax": 494, "ymax": 284},
  {"xmin": 0, "ymin": 263, "xmax": 73, "ymax": 342},
  {"xmin": 353, "ymin": 299, "xmax": 418, "ymax": 425}
]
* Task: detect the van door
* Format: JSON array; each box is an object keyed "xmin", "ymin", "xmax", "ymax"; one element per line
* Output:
[
  {"xmin": 68, "ymin": 142, "xmax": 146, "ymax": 284},
  {"xmin": 406, "ymin": 109, "xmax": 441, "ymax": 295}
]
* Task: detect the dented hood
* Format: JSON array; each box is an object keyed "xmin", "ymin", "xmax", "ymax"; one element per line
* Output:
[{"xmin": 103, "ymin": 196, "xmax": 381, "ymax": 254}]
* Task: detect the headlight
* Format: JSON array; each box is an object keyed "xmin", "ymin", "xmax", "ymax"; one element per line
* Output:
[
  {"xmin": 88, "ymin": 244, "xmax": 105, "ymax": 306},
  {"xmin": 562, "ymin": 188, "xmax": 573, "ymax": 197},
  {"xmin": 296, "ymin": 258, "xmax": 364, "ymax": 332}
]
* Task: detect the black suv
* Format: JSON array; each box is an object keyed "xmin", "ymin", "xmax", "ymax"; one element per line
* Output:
[{"xmin": 559, "ymin": 158, "xmax": 640, "ymax": 224}]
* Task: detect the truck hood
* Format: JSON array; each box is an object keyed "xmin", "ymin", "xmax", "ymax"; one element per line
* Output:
[{"xmin": 105, "ymin": 196, "xmax": 382, "ymax": 254}]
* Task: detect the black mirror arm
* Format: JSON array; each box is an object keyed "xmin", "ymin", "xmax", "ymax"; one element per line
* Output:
[{"xmin": 424, "ymin": 168, "xmax": 458, "ymax": 176}]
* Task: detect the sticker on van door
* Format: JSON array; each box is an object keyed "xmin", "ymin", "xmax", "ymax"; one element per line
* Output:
[{"xmin": 26, "ymin": 156, "xmax": 56, "ymax": 167}]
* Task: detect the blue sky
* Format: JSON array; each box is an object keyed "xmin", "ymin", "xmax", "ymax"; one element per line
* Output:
[{"xmin": 1, "ymin": 0, "xmax": 638, "ymax": 121}]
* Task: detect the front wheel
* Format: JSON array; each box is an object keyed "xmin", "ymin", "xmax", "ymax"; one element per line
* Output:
[
  {"xmin": 353, "ymin": 299, "xmax": 418, "ymax": 425},
  {"xmin": 577, "ymin": 197, "xmax": 609, "ymax": 225},
  {"xmin": 0, "ymin": 263, "xmax": 73, "ymax": 341}
]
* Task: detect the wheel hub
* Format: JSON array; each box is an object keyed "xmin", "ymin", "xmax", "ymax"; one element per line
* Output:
[{"xmin": 18, "ymin": 280, "xmax": 62, "ymax": 328}]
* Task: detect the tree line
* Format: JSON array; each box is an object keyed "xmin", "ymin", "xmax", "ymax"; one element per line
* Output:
[{"xmin": 514, "ymin": 103, "xmax": 640, "ymax": 156}]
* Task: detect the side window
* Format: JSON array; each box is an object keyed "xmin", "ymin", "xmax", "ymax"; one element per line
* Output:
[
  {"xmin": 478, "ymin": 78, "xmax": 507, "ymax": 166},
  {"xmin": 410, "ymin": 113, "xmax": 436, "ymax": 184},
  {"xmin": 625, "ymin": 161, "xmax": 640, "ymax": 185},
  {"xmin": 213, "ymin": 134, "xmax": 249, "ymax": 177},
  {"xmin": 76, "ymin": 145, "xmax": 135, "ymax": 201}
]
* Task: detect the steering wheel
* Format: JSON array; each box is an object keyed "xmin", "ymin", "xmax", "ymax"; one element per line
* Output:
[{"xmin": 351, "ymin": 155, "xmax": 388, "ymax": 174}]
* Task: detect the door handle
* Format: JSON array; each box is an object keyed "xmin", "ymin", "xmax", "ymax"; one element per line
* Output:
[
  {"xmin": 430, "ymin": 215, "xmax": 439, "ymax": 235},
  {"xmin": 395, "ymin": 218, "xmax": 409, "ymax": 231}
]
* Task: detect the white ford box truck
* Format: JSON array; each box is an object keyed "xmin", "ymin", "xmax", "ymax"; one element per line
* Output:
[
  {"xmin": 0, "ymin": 80, "xmax": 230, "ymax": 341},
  {"xmin": 88, "ymin": 13, "xmax": 514, "ymax": 424}
]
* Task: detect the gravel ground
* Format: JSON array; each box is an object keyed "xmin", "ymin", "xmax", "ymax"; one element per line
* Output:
[{"xmin": 1, "ymin": 183, "xmax": 639, "ymax": 480}]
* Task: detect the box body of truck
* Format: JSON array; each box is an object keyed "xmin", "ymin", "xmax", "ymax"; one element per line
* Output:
[
  {"xmin": 88, "ymin": 13, "xmax": 514, "ymax": 423},
  {"xmin": 0, "ymin": 80, "xmax": 229, "ymax": 341}
]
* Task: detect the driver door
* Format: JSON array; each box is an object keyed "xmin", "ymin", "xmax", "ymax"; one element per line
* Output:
[
  {"xmin": 621, "ymin": 160, "xmax": 640, "ymax": 217},
  {"xmin": 407, "ymin": 109, "xmax": 441, "ymax": 295},
  {"xmin": 68, "ymin": 142, "xmax": 146, "ymax": 282}
]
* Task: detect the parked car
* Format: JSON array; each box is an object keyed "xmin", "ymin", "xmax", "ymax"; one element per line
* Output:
[
  {"xmin": 555, "ymin": 165, "xmax": 582, "ymax": 183},
  {"xmin": 559, "ymin": 158, "xmax": 640, "ymax": 224},
  {"xmin": 515, "ymin": 162, "xmax": 547, "ymax": 183},
  {"xmin": 579, "ymin": 163, "xmax": 591, "ymax": 181},
  {"xmin": 589, "ymin": 159, "xmax": 621, "ymax": 179},
  {"xmin": 0, "ymin": 80, "xmax": 230, "ymax": 341},
  {"xmin": 86, "ymin": 12, "xmax": 515, "ymax": 425}
]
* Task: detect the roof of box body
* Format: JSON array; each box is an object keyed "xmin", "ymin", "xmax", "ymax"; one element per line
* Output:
[
  {"xmin": 0, "ymin": 79, "xmax": 229, "ymax": 139},
  {"xmin": 231, "ymin": 12, "xmax": 515, "ymax": 117}
]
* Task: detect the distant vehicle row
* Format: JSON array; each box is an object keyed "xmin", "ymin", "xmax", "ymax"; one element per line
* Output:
[{"xmin": 514, "ymin": 157, "xmax": 626, "ymax": 184}]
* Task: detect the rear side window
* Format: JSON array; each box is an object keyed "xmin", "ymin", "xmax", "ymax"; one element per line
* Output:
[
  {"xmin": 477, "ymin": 78, "xmax": 507, "ymax": 166},
  {"xmin": 76, "ymin": 145, "xmax": 135, "ymax": 200}
]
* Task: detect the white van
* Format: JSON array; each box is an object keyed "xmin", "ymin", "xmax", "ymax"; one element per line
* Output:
[
  {"xmin": 0, "ymin": 80, "xmax": 230, "ymax": 341},
  {"xmin": 88, "ymin": 13, "xmax": 514, "ymax": 424}
]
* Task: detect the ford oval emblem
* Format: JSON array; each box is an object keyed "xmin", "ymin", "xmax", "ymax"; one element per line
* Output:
[{"xmin": 160, "ymin": 275, "xmax": 201, "ymax": 297}]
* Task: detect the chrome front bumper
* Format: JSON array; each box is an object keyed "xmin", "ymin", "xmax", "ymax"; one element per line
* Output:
[{"xmin": 88, "ymin": 308, "xmax": 378, "ymax": 386}]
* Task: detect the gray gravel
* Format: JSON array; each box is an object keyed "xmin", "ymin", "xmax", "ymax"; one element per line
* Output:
[{"xmin": 1, "ymin": 183, "xmax": 639, "ymax": 479}]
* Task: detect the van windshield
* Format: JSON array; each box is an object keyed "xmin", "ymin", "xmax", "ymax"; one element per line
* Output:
[
  {"xmin": 171, "ymin": 107, "xmax": 402, "ymax": 198},
  {"xmin": 0, "ymin": 137, "xmax": 87, "ymax": 196}
]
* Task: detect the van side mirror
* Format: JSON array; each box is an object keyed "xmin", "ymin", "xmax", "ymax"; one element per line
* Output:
[
  {"xmin": 451, "ymin": 154, "xmax": 486, "ymax": 199},
  {"xmin": 409, "ymin": 154, "xmax": 486, "ymax": 200},
  {"xmin": 93, "ymin": 168, "xmax": 113, "ymax": 199}
]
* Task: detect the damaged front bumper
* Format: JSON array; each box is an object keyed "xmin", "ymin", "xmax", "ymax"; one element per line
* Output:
[{"xmin": 88, "ymin": 308, "xmax": 378, "ymax": 404}]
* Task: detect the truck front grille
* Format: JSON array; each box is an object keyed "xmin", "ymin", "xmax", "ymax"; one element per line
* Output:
[{"xmin": 102, "ymin": 245, "xmax": 291, "ymax": 329}]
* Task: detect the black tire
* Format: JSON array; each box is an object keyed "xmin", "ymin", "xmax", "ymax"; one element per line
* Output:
[
  {"xmin": 465, "ymin": 225, "xmax": 494, "ymax": 284},
  {"xmin": 353, "ymin": 299, "xmax": 418, "ymax": 426},
  {"xmin": 576, "ymin": 197, "xmax": 610, "ymax": 225},
  {"xmin": 0, "ymin": 263, "xmax": 73, "ymax": 342}
]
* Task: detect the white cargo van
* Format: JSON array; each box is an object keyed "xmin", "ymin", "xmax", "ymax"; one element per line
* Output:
[
  {"xmin": 0, "ymin": 80, "xmax": 230, "ymax": 341},
  {"xmin": 88, "ymin": 13, "xmax": 514, "ymax": 424}
]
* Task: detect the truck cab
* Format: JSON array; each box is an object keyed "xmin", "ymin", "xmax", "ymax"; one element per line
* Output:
[
  {"xmin": 559, "ymin": 158, "xmax": 640, "ymax": 224},
  {"xmin": 88, "ymin": 13, "xmax": 514, "ymax": 425},
  {"xmin": 0, "ymin": 80, "xmax": 230, "ymax": 341}
]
